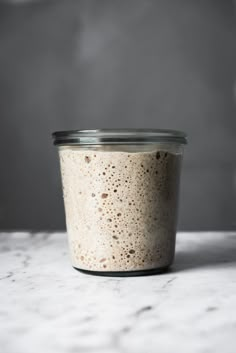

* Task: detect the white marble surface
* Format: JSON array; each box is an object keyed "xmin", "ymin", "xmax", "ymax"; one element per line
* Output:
[{"xmin": 1, "ymin": 232, "xmax": 236, "ymax": 353}]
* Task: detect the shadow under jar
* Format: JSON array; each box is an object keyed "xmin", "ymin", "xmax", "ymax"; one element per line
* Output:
[{"xmin": 52, "ymin": 129, "xmax": 187, "ymax": 276}]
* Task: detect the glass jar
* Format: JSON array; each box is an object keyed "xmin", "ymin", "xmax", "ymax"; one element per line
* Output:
[{"xmin": 52, "ymin": 129, "xmax": 187, "ymax": 276}]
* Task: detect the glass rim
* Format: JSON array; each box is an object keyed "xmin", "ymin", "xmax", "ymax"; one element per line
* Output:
[{"xmin": 52, "ymin": 129, "xmax": 187, "ymax": 146}]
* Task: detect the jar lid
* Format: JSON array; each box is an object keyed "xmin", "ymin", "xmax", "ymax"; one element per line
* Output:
[{"xmin": 52, "ymin": 129, "xmax": 187, "ymax": 146}]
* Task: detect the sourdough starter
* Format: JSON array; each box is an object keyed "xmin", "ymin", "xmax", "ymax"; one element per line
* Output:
[{"xmin": 59, "ymin": 147, "xmax": 181, "ymax": 272}]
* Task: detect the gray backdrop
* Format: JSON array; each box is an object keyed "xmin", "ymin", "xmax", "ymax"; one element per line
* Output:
[{"xmin": 0, "ymin": 0, "xmax": 235, "ymax": 231}]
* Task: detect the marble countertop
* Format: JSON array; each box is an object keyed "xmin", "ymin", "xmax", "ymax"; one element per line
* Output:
[{"xmin": 1, "ymin": 232, "xmax": 236, "ymax": 353}]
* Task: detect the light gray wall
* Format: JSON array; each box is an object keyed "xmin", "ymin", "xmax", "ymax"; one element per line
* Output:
[{"xmin": 0, "ymin": 0, "xmax": 235, "ymax": 230}]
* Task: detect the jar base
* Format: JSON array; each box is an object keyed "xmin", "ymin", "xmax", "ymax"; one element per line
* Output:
[{"xmin": 73, "ymin": 266, "xmax": 170, "ymax": 277}]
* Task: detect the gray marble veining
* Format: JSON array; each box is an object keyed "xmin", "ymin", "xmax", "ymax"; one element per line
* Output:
[{"xmin": 1, "ymin": 232, "xmax": 236, "ymax": 353}]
